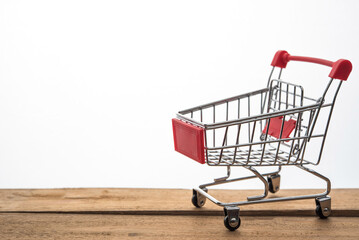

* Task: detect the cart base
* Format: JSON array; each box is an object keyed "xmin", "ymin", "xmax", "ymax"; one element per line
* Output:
[{"xmin": 191, "ymin": 164, "xmax": 331, "ymax": 231}]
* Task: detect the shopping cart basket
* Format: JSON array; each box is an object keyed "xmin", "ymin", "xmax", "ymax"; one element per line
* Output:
[{"xmin": 172, "ymin": 50, "xmax": 352, "ymax": 231}]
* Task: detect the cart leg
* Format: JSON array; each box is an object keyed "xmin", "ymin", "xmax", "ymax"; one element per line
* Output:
[
  {"xmin": 315, "ymin": 196, "xmax": 331, "ymax": 219},
  {"xmin": 223, "ymin": 206, "xmax": 241, "ymax": 231},
  {"xmin": 273, "ymin": 165, "xmax": 282, "ymax": 175},
  {"xmin": 297, "ymin": 165, "xmax": 331, "ymax": 195},
  {"xmin": 214, "ymin": 166, "xmax": 231, "ymax": 182},
  {"xmin": 199, "ymin": 166, "xmax": 282, "ymax": 189},
  {"xmin": 245, "ymin": 166, "xmax": 269, "ymax": 201}
]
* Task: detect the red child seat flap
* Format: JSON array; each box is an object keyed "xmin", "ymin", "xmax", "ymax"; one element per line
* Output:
[
  {"xmin": 262, "ymin": 116, "xmax": 296, "ymax": 141},
  {"xmin": 172, "ymin": 118, "xmax": 205, "ymax": 164}
]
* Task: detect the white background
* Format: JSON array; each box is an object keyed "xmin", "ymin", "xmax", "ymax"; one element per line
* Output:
[{"xmin": 0, "ymin": 0, "xmax": 358, "ymax": 189}]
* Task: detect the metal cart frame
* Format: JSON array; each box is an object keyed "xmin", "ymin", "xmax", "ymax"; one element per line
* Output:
[{"xmin": 172, "ymin": 50, "xmax": 352, "ymax": 230}]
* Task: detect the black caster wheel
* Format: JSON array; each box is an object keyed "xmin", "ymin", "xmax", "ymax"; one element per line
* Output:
[
  {"xmin": 268, "ymin": 178, "xmax": 274, "ymax": 193},
  {"xmin": 191, "ymin": 188, "xmax": 207, "ymax": 208},
  {"xmin": 223, "ymin": 206, "xmax": 241, "ymax": 231},
  {"xmin": 315, "ymin": 197, "xmax": 331, "ymax": 219},
  {"xmin": 224, "ymin": 215, "xmax": 241, "ymax": 231},
  {"xmin": 267, "ymin": 174, "xmax": 280, "ymax": 194},
  {"xmin": 315, "ymin": 205, "xmax": 328, "ymax": 219}
]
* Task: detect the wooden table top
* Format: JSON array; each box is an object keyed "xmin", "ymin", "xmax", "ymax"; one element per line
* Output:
[{"xmin": 0, "ymin": 188, "xmax": 358, "ymax": 239}]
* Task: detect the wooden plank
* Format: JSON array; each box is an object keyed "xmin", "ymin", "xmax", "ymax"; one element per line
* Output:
[
  {"xmin": 0, "ymin": 213, "xmax": 358, "ymax": 240},
  {"xmin": 0, "ymin": 188, "xmax": 358, "ymax": 216}
]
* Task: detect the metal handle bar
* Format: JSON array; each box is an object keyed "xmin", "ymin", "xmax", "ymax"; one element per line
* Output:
[{"xmin": 271, "ymin": 50, "xmax": 352, "ymax": 81}]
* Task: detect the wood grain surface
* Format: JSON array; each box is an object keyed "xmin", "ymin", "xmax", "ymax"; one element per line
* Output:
[
  {"xmin": 0, "ymin": 188, "xmax": 358, "ymax": 216},
  {"xmin": 0, "ymin": 213, "xmax": 358, "ymax": 240},
  {"xmin": 0, "ymin": 188, "xmax": 358, "ymax": 239}
]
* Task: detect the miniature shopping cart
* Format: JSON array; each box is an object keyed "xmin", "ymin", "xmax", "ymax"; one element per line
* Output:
[{"xmin": 172, "ymin": 50, "xmax": 352, "ymax": 231}]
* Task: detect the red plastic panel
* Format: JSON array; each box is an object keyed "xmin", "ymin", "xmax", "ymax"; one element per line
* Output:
[
  {"xmin": 271, "ymin": 50, "xmax": 352, "ymax": 81},
  {"xmin": 262, "ymin": 116, "xmax": 296, "ymax": 141},
  {"xmin": 172, "ymin": 118, "xmax": 205, "ymax": 164}
]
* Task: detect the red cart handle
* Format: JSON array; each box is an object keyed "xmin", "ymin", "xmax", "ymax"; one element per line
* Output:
[{"xmin": 271, "ymin": 50, "xmax": 352, "ymax": 81}]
